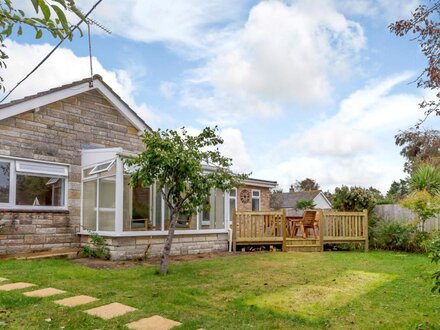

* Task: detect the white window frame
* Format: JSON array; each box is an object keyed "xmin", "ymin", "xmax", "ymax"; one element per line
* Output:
[
  {"xmin": 227, "ymin": 188, "xmax": 237, "ymax": 225},
  {"xmin": 89, "ymin": 160, "xmax": 115, "ymax": 175},
  {"xmin": 80, "ymin": 156, "xmax": 230, "ymax": 237},
  {"xmin": 251, "ymin": 189, "xmax": 261, "ymax": 212},
  {"xmin": 0, "ymin": 157, "xmax": 68, "ymax": 211}
]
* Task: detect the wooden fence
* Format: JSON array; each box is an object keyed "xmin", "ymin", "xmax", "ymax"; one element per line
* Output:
[
  {"xmin": 232, "ymin": 209, "xmax": 368, "ymax": 252},
  {"xmin": 374, "ymin": 204, "xmax": 440, "ymax": 232}
]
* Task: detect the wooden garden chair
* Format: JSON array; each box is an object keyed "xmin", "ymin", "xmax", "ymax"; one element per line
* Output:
[{"xmin": 291, "ymin": 210, "xmax": 318, "ymax": 238}]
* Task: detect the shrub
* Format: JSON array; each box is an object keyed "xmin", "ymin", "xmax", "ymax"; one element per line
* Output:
[
  {"xmin": 409, "ymin": 163, "xmax": 440, "ymax": 195},
  {"xmin": 332, "ymin": 186, "xmax": 377, "ymax": 213},
  {"xmin": 79, "ymin": 232, "xmax": 110, "ymax": 260},
  {"xmin": 401, "ymin": 190, "xmax": 440, "ymax": 231},
  {"xmin": 295, "ymin": 199, "xmax": 316, "ymax": 210},
  {"xmin": 427, "ymin": 237, "xmax": 440, "ymax": 293},
  {"xmin": 372, "ymin": 221, "xmax": 412, "ymax": 251}
]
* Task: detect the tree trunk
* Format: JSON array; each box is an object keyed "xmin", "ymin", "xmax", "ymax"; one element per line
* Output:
[{"xmin": 159, "ymin": 210, "xmax": 178, "ymax": 275}]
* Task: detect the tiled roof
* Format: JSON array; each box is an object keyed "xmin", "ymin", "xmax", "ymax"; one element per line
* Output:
[
  {"xmin": 272, "ymin": 190, "xmax": 322, "ymax": 208},
  {"xmin": 0, "ymin": 74, "xmax": 152, "ymax": 132}
]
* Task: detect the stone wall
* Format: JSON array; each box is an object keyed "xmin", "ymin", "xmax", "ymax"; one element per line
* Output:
[
  {"xmin": 0, "ymin": 211, "xmax": 79, "ymax": 254},
  {"xmin": 237, "ymin": 186, "xmax": 271, "ymax": 212},
  {"xmin": 0, "ymin": 90, "xmax": 145, "ymax": 255},
  {"xmin": 80, "ymin": 233, "xmax": 229, "ymax": 260}
]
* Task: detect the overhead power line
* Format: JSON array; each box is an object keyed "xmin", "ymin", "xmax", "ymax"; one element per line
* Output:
[{"xmin": 0, "ymin": 0, "xmax": 104, "ymax": 104}]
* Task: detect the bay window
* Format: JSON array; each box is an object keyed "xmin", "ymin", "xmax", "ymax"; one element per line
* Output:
[{"xmin": 0, "ymin": 158, "xmax": 68, "ymax": 209}]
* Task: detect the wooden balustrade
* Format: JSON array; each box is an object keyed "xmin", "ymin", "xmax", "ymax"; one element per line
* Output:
[{"xmin": 232, "ymin": 209, "xmax": 368, "ymax": 252}]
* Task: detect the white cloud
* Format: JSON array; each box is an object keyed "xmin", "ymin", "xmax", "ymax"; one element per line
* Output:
[
  {"xmin": 1, "ymin": 40, "xmax": 160, "ymax": 127},
  {"xmin": 336, "ymin": 0, "xmax": 419, "ymax": 21},
  {"xmin": 78, "ymin": 0, "xmax": 244, "ymax": 56},
  {"xmin": 266, "ymin": 72, "xmax": 426, "ymax": 193},
  {"xmin": 182, "ymin": 0, "xmax": 366, "ymax": 121},
  {"xmin": 159, "ymin": 81, "xmax": 177, "ymax": 99},
  {"xmin": 219, "ymin": 128, "xmax": 251, "ymax": 173}
]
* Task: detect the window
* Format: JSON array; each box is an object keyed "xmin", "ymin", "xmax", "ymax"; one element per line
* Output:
[
  {"xmin": 0, "ymin": 158, "xmax": 68, "ymax": 209},
  {"xmin": 200, "ymin": 188, "xmax": 225, "ymax": 229},
  {"xmin": 229, "ymin": 188, "xmax": 237, "ymax": 223},
  {"xmin": 81, "ymin": 163, "xmax": 116, "ymax": 232},
  {"xmin": 0, "ymin": 161, "xmax": 11, "ymax": 204},
  {"xmin": 89, "ymin": 160, "xmax": 115, "ymax": 175},
  {"xmin": 252, "ymin": 189, "xmax": 260, "ymax": 211}
]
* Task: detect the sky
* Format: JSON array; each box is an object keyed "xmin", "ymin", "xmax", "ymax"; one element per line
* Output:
[{"xmin": 2, "ymin": 0, "xmax": 439, "ymax": 193}]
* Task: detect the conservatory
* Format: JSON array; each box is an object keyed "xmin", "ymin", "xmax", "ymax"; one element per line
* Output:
[{"xmin": 80, "ymin": 148, "xmax": 231, "ymax": 236}]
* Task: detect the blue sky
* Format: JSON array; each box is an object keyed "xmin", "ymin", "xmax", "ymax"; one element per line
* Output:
[{"xmin": 3, "ymin": 0, "xmax": 439, "ymax": 193}]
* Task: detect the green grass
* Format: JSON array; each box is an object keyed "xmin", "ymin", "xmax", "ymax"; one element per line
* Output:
[{"xmin": 0, "ymin": 251, "xmax": 439, "ymax": 329}]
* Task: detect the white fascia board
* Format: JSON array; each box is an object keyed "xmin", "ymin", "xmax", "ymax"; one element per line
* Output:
[
  {"xmin": 93, "ymin": 80, "xmax": 150, "ymax": 133},
  {"xmin": 242, "ymin": 178, "xmax": 278, "ymax": 188},
  {"xmin": 0, "ymin": 82, "xmax": 92, "ymax": 121},
  {"xmin": 0, "ymin": 80, "xmax": 150, "ymax": 134}
]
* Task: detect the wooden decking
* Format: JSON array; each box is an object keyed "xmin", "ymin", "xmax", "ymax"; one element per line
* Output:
[{"xmin": 232, "ymin": 210, "xmax": 368, "ymax": 252}]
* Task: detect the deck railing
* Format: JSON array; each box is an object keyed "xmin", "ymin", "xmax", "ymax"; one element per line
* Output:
[
  {"xmin": 322, "ymin": 210, "xmax": 368, "ymax": 251},
  {"xmin": 232, "ymin": 209, "xmax": 368, "ymax": 252},
  {"xmin": 232, "ymin": 211, "xmax": 285, "ymax": 251}
]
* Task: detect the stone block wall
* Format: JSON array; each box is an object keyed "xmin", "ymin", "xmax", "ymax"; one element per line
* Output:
[
  {"xmin": 0, "ymin": 211, "xmax": 79, "ymax": 254},
  {"xmin": 80, "ymin": 233, "xmax": 229, "ymax": 260},
  {"xmin": 0, "ymin": 90, "xmax": 145, "ymax": 255}
]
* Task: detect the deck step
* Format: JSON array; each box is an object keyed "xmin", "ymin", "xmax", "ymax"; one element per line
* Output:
[
  {"xmin": 286, "ymin": 239, "xmax": 319, "ymax": 246},
  {"xmin": 286, "ymin": 245, "xmax": 322, "ymax": 252},
  {"xmin": 10, "ymin": 248, "xmax": 79, "ymax": 260}
]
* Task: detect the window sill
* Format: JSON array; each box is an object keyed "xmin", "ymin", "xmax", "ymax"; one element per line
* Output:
[
  {"xmin": 0, "ymin": 208, "xmax": 69, "ymax": 214},
  {"xmin": 79, "ymin": 229, "xmax": 229, "ymax": 237}
]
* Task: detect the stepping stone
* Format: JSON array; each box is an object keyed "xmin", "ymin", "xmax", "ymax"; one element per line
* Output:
[
  {"xmin": 0, "ymin": 282, "xmax": 35, "ymax": 291},
  {"xmin": 84, "ymin": 302, "xmax": 137, "ymax": 320},
  {"xmin": 23, "ymin": 288, "xmax": 66, "ymax": 297},
  {"xmin": 55, "ymin": 295, "xmax": 99, "ymax": 307},
  {"xmin": 0, "ymin": 278, "xmax": 8, "ymax": 282},
  {"xmin": 126, "ymin": 315, "xmax": 182, "ymax": 330}
]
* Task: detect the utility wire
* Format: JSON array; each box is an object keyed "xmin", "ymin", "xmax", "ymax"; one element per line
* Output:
[{"xmin": 0, "ymin": 0, "xmax": 104, "ymax": 103}]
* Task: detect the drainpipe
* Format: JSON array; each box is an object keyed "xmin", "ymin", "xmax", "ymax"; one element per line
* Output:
[{"xmin": 228, "ymin": 227, "xmax": 232, "ymax": 252}]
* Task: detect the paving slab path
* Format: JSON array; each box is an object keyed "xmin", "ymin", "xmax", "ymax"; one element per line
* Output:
[
  {"xmin": 0, "ymin": 282, "xmax": 35, "ymax": 291},
  {"xmin": 24, "ymin": 288, "xmax": 66, "ymax": 297},
  {"xmin": 84, "ymin": 302, "xmax": 137, "ymax": 320},
  {"xmin": 126, "ymin": 315, "xmax": 182, "ymax": 330},
  {"xmin": 55, "ymin": 295, "xmax": 99, "ymax": 307}
]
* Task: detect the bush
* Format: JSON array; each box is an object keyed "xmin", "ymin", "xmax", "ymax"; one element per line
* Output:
[
  {"xmin": 427, "ymin": 237, "xmax": 440, "ymax": 293},
  {"xmin": 332, "ymin": 186, "xmax": 377, "ymax": 213},
  {"xmin": 79, "ymin": 232, "xmax": 110, "ymax": 260},
  {"xmin": 372, "ymin": 221, "xmax": 412, "ymax": 251}
]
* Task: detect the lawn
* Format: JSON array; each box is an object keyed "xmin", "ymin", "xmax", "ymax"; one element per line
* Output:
[{"xmin": 0, "ymin": 251, "xmax": 439, "ymax": 329}]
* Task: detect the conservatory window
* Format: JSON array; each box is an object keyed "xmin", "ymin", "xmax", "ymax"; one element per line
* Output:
[
  {"xmin": 228, "ymin": 188, "xmax": 237, "ymax": 224},
  {"xmin": 200, "ymin": 188, "xmax": 225, "ymax": 229},
  {"xmin": 0, "ymin": 158, "xmax": 67, "ymax": 208},
  {"xmin": 81, "ymin": 162, "xmax": 116, "ymax": 232}
]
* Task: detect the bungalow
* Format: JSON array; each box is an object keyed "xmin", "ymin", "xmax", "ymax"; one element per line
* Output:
[
  {"xmin": 0, "ymin": 75, "xmax": 276, "ymax": 260},
  {"xmin": 271, "ymin": 188, "xmax": 332, "ymax": 216}
]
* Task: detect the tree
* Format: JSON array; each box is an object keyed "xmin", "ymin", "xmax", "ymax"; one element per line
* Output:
[
  {"xmin": 401, "ymin": 190, "xmax": 440, "ymax": 231},
  {"xmin": 270, "ymin": 188, "xmax": 283, "ymax": 210},
  {"xmin": 0, "ymin": 0, "xmax": 84, "ymax": 90},
  {"xmin": 295, "ymin": 199, "xmax": 316, "ymax": 211},
  {"xmin": 389, "ymin": 1, "xmax": 440, "ymax": 125},
  {"xmin": 331, "ymin": 186, "xmax": 377, "ymax": 213},
  {"xmin": 293, "ymin": 178, "xmax": 320, "ymax": 191},
  {"xmin": 408, "ymin": 163, "xmax": 440, "ymax": 195},
  {"xmin": 386, "ymin": 179, "xmax": 410, "ymax": 202},
  {"xmin": 395, "ymin": 128, "xmax": 440, "ymax": 173},
  {"xmin": 125, "ymin": 127, "xmax": 247, "ymax": 275}
]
